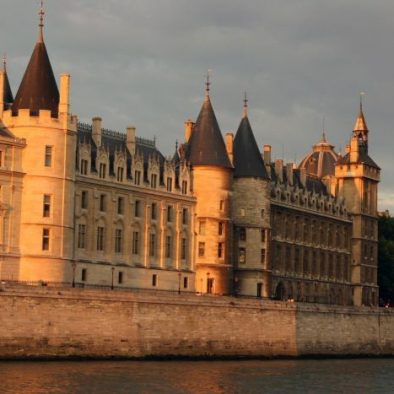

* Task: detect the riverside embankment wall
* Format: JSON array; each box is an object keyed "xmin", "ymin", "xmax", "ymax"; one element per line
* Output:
[{"xmin": 0, "ymin": 285, "xmax": 393, "ymax": 359}]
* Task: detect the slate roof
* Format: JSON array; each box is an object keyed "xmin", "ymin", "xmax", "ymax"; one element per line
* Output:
[
  {"xmin": 2, "ymin": 67, "xmax": 13, "ymax": 109},
  {"xmin": 298, "ymin": 133, "xmax": 338, "ymax": 178},
  {"xmin": 336, "ymin": 151, "xmax": 380, "ymax": 170},
  {"xmin": 187, "ymin": 96, "xmax": 232, "ymax": 168},
  {"xmin": 77, "ymin": 123, "xmax": 165, "ymax": 182},
  {"xmin": 12, "ymin": 37, "xmax": 59, "ymax": 117},
  {"xmin": 233, "ymin": 115, "xmax": 268, "ymax": 179}
]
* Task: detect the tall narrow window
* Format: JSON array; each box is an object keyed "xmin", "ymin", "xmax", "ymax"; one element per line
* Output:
[
  {"xmin": 134, "ymin": 200, "xmax": 140, "ymax": 217},
  {"xmin": 152, "ymin": 274, "xmax": 158, "ymax": 287},
  {"xmin": 261, "ymin": 229, "xmax": 266, "ymax": 243},
  {"xmin": 44, "ymin": 146, "xmax": 52, "ymax": 167},
  {"xmin": 218, "ymin": 222, "xmax": 223, "ymax": 236},
  {"xmin": 182, "ymin": 180, "xmax": 188, "ymax": 195},
  {"xmin": 80, "ymin": 159, "xmax": 88, "ymax": 175},
  {"xmin": 151, "ymin": 203, "xmax": 157, "ymax": 220},
  {"xmin": 149, "ymin": 233, "xmax": 156, "ymax": 257},
  {"xmin": 118, "ymin": 271, "xmax": 124, "ymax": 284},
  {"xmin": 260, "ymin": 249, "xmax": 265, "ymax": 264},
  {"xmin": 81, "ymin": 191, "xmax": 88, "ymax": 209},
  {"xmin": 182, "ymin": 208, "xmax": 188, "ymax": 225},
  {"xmin": 117, "ymin": 197, "xmax": 124, "ymax": 215},
  {"xmin": 181, "ymin": 238, "xmax": 187, "ymax": 260},
  {"xmin": 151, "ymin": 174, "xmax": 157, "ymax": 188},
  {"xmin": 167, "ymin": 177, "xmax": 172, "ymax": 192},
  {"xmin": 167, "ymin": 206, "xmax": 172, "ymax": 222},
  {"xmin": 43, "ymin": 194, "xmax": 51, "ymax": 217},
  {"xmin": 239, "ymin": 228, "xmax": 246, "ymax": 241},
  {"xmin": 97, "ymin": 226, "xmax": 104, "ymax": 251},
  {"xmin": 165, "ymin": 235, "xmax": 172, "ymax": 258},
  {"xmin": 239, "ymin": 247, "xmax": 246, "ymax": 264},
  {"xmin": 81, "ymin": 268, "xmax": 87, "ymax": 282},
  {"xmin": 220, "ymin": 200, "xmax": 224, "ymax": 211},
  {"xmin": 199, "ymin": 221, "xmax": 206, "ymax": 235},
  {"xmin": 99, "ymin": 163, "xmax": 106, "ymax": 179},
  {"xmin": 198, "ymin": 242, "xmax": 205, "ymax": 257},
  {"xmin": 183, "ymin": 277, "xmax": 189, "ymax": 289},
  {"xmin": 0, "ymin": 151, "xmax": 3, "ymax": 167},
  {"xmin": 117, "ymin": 166, "xmax": 124, "ymax": 182},
  {"xmin": 132, "ymin": 231, "xmax": 139, "ymax": 254},
  {"xmin": 134, "ymin": 170, "xmax": 141, "ymax": 185},
  {"xmin": 114, "ymin": 229, "xmax": 123, "ymax": 253},
  {"xmin": 99, "ymin": 194, "xmax": 106, "ymax": 212},
  {"xmin": 42, "ymin": 228, "xmax": 50, "ymax": 250},
  {"xmin": 218, "ymin": 242, "xmax": 223, "ymax": 258},
  {"xmin": 78, "ymin": 224, "xmax": 86, "ymax": 249}
]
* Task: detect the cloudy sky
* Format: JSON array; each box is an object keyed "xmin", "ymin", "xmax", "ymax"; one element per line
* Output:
[{"xmin": 1, "ymin": 0, "xmax": 393, "ymax": 211}]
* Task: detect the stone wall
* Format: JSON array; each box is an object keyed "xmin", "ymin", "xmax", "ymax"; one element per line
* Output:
[{"xmin": 0, "ymin": 285, "xmax": 393, "ymax": 359}]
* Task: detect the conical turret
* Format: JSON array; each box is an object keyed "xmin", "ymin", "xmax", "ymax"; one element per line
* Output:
[
  {"xmin": 187, "ymin": 77, "xmax": 232, "ymax": 168},
  {"xmin": 233, "ymin": 96, "xmax": 268, "ymax": 178},
  {"xmin": 2, "ymin": 57, "xmax": 13, "ymax": 109},
  {"xmin": 12, "ymin": 4, "xmax": 59, "ymax": 117}
]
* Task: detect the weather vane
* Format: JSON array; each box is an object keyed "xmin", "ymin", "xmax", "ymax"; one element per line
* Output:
[
  {"xmin": 360, "ymin": 91, "xmax": 366, "ymax": 111},
  {"xmin": 205, "ymin": 69, "xmax": 212, "ymax": 96}
]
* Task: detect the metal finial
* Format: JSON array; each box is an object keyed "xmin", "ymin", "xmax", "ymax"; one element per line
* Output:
[
  {"xmin": 360, "ymin": 91, "xmax": 365, "ymax": 112},
  {"xmin": 175, "ymin": 140, "xmax": 178, "ymax": 150},
  {"xmin": 38, "ymin": 1, "xmax": 45, "ymax": 43},
  {"xmin": 2, "ymin": 53, "xmax": 6, "ymax": 73},
  {"xmin": 321, "ymin": 116, "xmax": 326, "ymax": 142},
  {"xmin": 205, "ymin": 70, "xmax": 212, "ymax": 97},
  {"xmin": 242, "ymin": 92, "xmax": 248, "ymax": 118}
]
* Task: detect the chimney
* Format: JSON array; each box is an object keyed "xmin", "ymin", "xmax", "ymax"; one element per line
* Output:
[
  {"xmin": 286, "ymin": 163, "xmax": 294, "ymax": 186},
  {"xmin": 225, "ymin": 132, "xmax": 234, "ymax": 165},
  {"xmin": 300, "ymin": 167, "xmax": 307, "ymax": 187},
  {"xmin": 263, "ymin": 145, "xmax": 271, "ymax": 164},
  {"xmin": 126, "ymin": 126, "xmax": 136, "ymax": 155},
  {"xmin": 274, "ymin": 159, "xmax": 283, "ymax": 182},
  {"xmin": 184, "ymin": 119, "xmax": 193, "ymax": 143},
  {"xmin": 350, "ymin": 135, "xmax": 359, "ymax": 163},
  {"xmin": 92, "ymin": 117, "xmax": 102, "ymax": 147},
  {"xmin": 59, "ymin": 74, "xmax": 70, "ymax": 115}
]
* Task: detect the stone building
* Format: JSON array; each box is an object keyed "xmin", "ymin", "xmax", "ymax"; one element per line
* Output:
[{"xmin": 0, "ymin": 9, "xmax": 380, "ymax": 305}]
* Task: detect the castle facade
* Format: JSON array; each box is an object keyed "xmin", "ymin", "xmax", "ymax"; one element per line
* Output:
[{"xmin": 0, "ymin": 12, "xmax": 380, "ymax": 306}]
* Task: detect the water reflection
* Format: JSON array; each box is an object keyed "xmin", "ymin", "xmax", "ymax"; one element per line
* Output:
[{"xmin": 0, "ymin": 359, "xmax": 393, "ymax": 394}]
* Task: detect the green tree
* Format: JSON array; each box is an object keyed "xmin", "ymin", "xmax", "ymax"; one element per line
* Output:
[{"xmin": 378, "ymin": 214, "xmax": 394, "ymax": 304}]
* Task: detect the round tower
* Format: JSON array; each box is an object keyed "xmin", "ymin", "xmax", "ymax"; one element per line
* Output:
[
  {"xmin": 187, "ymin": 79, "xmax": 232, "ymax": 295},
  {"xmin": 2, "ymin": 5, "xmax": 77, "ymax": 282},
  {"xmin": 231, "ymin": 97, "xmax": 271, "ymax": 297}
]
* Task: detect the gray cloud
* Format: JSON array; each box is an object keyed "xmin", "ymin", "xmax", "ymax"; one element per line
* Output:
[{"xmin": 1, "ymin": 0, "xmax": 393, "ymax": 210}]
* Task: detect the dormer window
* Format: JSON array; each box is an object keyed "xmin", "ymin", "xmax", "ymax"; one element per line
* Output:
[
  {"xmin": 80, "ymin": 159, "xmax": 88, "ymax": 175},
  {"xmin": 135, "ymin": 170, "xmax": 141, "ymax": 185},
  {"xmin": 167, "ymin": 177, "xmax": 172, "ymax": 192},
  {"xmin": 151, "ymin": 173, "xmax": 157, "ymax": 189},
  {"xmin": 117, "ymin": 166, "xmax": 124, "ymax": 182},
  {"xmin": 99, "ymin": 163, "xmax": 106, "ymax": 179},
  {"xmin": 182, "ymin": 180, "xmax": 187, "ymax": 195}
]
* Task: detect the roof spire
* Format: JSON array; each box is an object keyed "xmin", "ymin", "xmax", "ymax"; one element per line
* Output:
[
  {"xmin": 38, "ymin": 1, "xmax": 45, "ymax": 43},
  {"xmin": 243, "ymin": 92, "xmax": 248, "ymax": 118},
  {"xmin": 353, "ymin": 92, "xmax": 368, "ymax": 132},
  {"xmin": 321, "ymin": 116, "xmax": 326, "ymax": 142},
  {"xmin": 2, "ymin": 53, "xmax": 6, "ymax": 73},
  {"xmin": 205, "ymin": 70, "xmax": 211, "ymax": 100}
]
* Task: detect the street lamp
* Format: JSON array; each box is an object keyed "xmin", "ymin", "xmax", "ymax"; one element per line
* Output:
[
  {"xmin": 178, "ymin": 271, "xmax": 181, "ymax": 295},
  {"xmin": 111, "ymin": 267, "xmax": 115, "ymax": 290},
  {"xmin": 72, "ymin": 262, "xmax": 76, "ymax": 288}
]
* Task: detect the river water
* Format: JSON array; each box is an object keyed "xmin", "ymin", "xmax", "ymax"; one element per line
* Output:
[{"xmin": 0, "ymin": 359, "xmax": 393, "ymax": 393}]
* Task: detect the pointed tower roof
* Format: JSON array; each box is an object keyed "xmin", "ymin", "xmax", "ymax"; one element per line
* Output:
[
  {"xmin": 2, "ymin": 57, "xmax": 14, "ymax": 109},
  {"xmin": 12, "ymin": 3, "xmax": 59, "ymax": 117},
  {"xmin": 353, "ymin": 101, "xmax": 368, "ymax": 132},
  {"xmin": 187, "ymin": 77, "xmax": 232, "ymax": 168},
  {"xmin": 233, "ymin": 96, "xmax": 268, "ymax": 179}
]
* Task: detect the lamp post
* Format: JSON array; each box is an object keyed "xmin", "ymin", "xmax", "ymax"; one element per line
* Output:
[
  {"xmin": 72, "ymin": 262, "xmax": 76, "ymax": 288},
  {"xmin": 178, "ymin": 271, "xmax": 181, "ymax": 295},
  {"xmin": 111, "ymin": 267, "xmax": 115, "ymax": 290}
]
